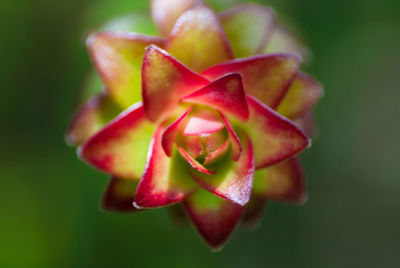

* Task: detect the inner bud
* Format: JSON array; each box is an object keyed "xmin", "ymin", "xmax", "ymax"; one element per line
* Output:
[{"xmin": 177, "ymin": 108, "xmax": 228, "ymax": 165}]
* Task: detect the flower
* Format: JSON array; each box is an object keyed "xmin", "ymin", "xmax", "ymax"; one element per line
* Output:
[{"xmin": 67, "ymin": 0, "xmax": 323, "ymax": 250}]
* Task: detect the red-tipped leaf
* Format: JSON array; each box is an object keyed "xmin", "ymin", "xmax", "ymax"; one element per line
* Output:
[
  {"xmin": 142, "ymin": 45, "xmax": 209, "ymax": 123},
  {"xmin": 166, "ymin": 2, "xmax": 233, "ymax": 72},
  {"xmin": 79, "ymin": 102, "xmax": 155, "ymax": 179},
  {"xmin": 87, "ymin": 32, "xmax": 165, "ymax": 108},
  {"xmin": 151, "ymin": 0, "xmax": 197, "ymax": 37},
  {"xmin": 67, "ymin": 92, "xmax": 120, "ymax": 146},
  {"xmin": 182, "ymin": 73, "xmax": 249, "ymax": 120},
  {"xmin": 253, "ymin": 157, "xmax": 307, "ymax": 204},
  {"xmin": 246, "ymin": 96, "xmax": 310, "ymax": 168},
  {"xmin": 183, "ymin": 189, "xmax": 244, "ymax": 251},
  {"xmin": 134, "ymin": 127, "xmax": 197, "ymax": 208},
  {"xmin": 220, "ymin": 4, "xmax": 276, "ymax": 58},
  {"xmin": 277, "ymin": 72, "xmax": 323, "ymax": 119},
  {"xmin": 101, "ymin": 177, "xmax": 139, "ymax": 213},
  {"xmin": 203, "ymin": 54, "xmax": 301, "ymax": 108}
]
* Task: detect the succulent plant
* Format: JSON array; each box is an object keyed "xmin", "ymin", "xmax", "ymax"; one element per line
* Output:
[{"xmin": 67, "ymin": 0, "xmax": 323, "ymax": 251}]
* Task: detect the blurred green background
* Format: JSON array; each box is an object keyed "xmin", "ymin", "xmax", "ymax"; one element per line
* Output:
[{"xmin": 1, "ymin": 0, "xmax": 399, "ymax": 267}]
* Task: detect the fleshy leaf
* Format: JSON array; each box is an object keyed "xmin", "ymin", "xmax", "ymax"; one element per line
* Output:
[
  {"xmin": 190, "ymin": 135, "xmax": 255, "ymax": 206},
  {"xmin": 151, "ymin": 0, "xmax": 197, "ymax": 37},
  {"xmin": 79, "ymin": 102, "xmax": 155, "ymax": 179},
  {"xmin": 182, "ymin": 73, "xmax": 249, "ymax": 120},
  {"xmin": 162, "ymin": 107, "xmax": 192, "ymax": 157},
  {"xmin": 182, "ymin": 110, "xmax": 224, "ymax": 136},
  {"xmin": 242, "ymin": 195, "xmax": 267, "ymax": 228},
  {"xmin": 142, "ymin": 45, "xmax": 209, "ymax": 122},
  {"xmin": 134, "ymin": 127, "xmax": 197, "ymax": 208},
  {"xmin": 166, "ymin": 2, "xmax": 233, "ymax": 72},
  {"xmin": 101, "ymin": 177, "xmax": 139, "ymax": 213},
  {"xmin": 220, "ymin": 4, "xmax": 275, "ymax": 58},
  {"xmin": 277, "ymin": 72, "xmax": 323, "ymax": 119},
  {"xmin": 87, "ymin": 31, "xmax": 165, "ymax": 108},
  {"xmin": 203, "ymin": 54, "xmax": 301, "ymax": 108},
  {"xmin": 246, "ymin": 96, "xmax": 310, "ymax": 168},
  {"xmin": 67, "ymin": 92, "xmax": 120, "ymax": 146},
  {"xmin": 253, "ymin": 157, "xmax": 307, "ymax": 204},
  {"xmin": 183, "ymin": 189, "xmax": 244, "ymax": 251},
  {"xmin": 219, "ymin": 113, "xmax": 242, "ymax": 161},
  {"xmin": 178, "ymin": 146, "xmax": 214, "ymax": 175},
  {"xmin": 264, "ymin": 24, "xmax": 310, "ymax": 60}
]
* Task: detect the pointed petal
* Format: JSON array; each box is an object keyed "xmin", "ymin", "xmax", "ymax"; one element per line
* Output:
[
  {"xmin": 87, "ymin": 31, "xmax": 165, "ymax": 108},
  {"xmin": 253, "ymin": 157, "xmax": 307, "ymax": 204},
  {"xmin": 79, "ymin": 102, "xmax": 155, "ymax": 179},
  {"xmin": 277, "ymin": 72, "xmax": 323, "ymax": 119},
  {"xmin": 142, "ymin": 45, "xmax": 209, "ymax": 122},
  {"xmin": 101, "ymin": 177, "xmax": 139, "ymax": 213},
  {"xmin": 220, "ymin": 4, "xmax": 275, "ymax": 58},
  {"xmin": 134, "ymin": 127, "xmax": 197, "ymax": 208},
  {"xmin": 67, "ymin": 92, "xmax": 120, "ymax": 146},
  {"xmin": 242, "ymin": 195, "xmax": 267, "ymax": 228},
  {"xmin": 182, "ymin": 73, "xmax": 249, "ymax": 120},
  {"xmin": 151, "ymin": 0, "xmax": 197, "ymax": 37},
  {"xmin": 219, "ymin": 113, "xmax": 242, "ymax": 161},
  {"xmin": 203, "ymin": 54, "xmax": 301, "ymax": 108},
  {"xmin": 246, "ymin": 96, "xmax": 310, "ymax": 168},
  {"xmin": 264, "ymin": 24, "xmax": 310, "ymax": 60},
  {"xmin": 166, "ymin": 3, "xmax": 233, "ymax": 72},
  {"xmin": 183, "ymin": 189, "xmax": 244, "ymax": 251},
  {"xmin": 182, "ymin": 110, "xmax": 224, "ymax": 136},
  {"xmin": 178, "ymin": 146, "xmax": 214, "ymax": 175},
  {"xmin": 190, "ymin": 135, "xmax": 255, "ymax": 206},
  {"xmin": 162, "ymin": 107, "xmax": 192, "ymax": 157}
]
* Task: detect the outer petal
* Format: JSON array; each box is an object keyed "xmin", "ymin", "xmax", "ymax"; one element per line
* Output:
[
  {"xmin": 162, "ymin": 107, "xmax": 192, "ymax": 157},
  {"xmin": 67, "ymin": 92, "xmax": 120, "ymax": 146},
  {"xmin": 277, "ymin": 72, "xmax": 323, "ymax": 119},
  {"xmin": 87, "ymin": 31, "xmax": 165, "ymax": 108},
  {"xmin": 101, "ymin": 177, "xmax": 139, "ymax": 213},
  {"xmin": 183, "ymin": 189, "xmax": 244, "ymax": 251},
  {"xmin": 151, "ymin": 0, "xmax": 197, "ymax": 37},
  {"xmin": 242, "ymin": 195, "xmax": 267, "ymax": 228},
  {"xmin": 142, "ymin": 45, "xmax": 209, "ymax": 123},
  {"xmin": 190, "ymin": 135, "xmax": 255, "ymax": 206},
  {"xmin": 220, "ymin": 4, "xmax": 275, "ymax": 58},
  {"xmin": 182, "ymin": 73, "xmax": 249, "ymax": 121},
  {"xmin": 246, "ymin": 96, "xmax": 310, "ymax": 169},
  {"xmin": 203, "ymin": 54, "xmax": 301, "ymax": 108},
  {"xmin": 264, "ymin": 24, "xmax": 310, "ymax": 60},
  {"xmin": 134, "ymin": 127, "xmax": 197, "ymax": 208},
  {"xmin": 166, "ymin": 2, "xmax": 234, "ymax": 72},
  {"xmin": 253, "ymin": 157, "xmax": 307, "ymax": 204},
  {"xmin": 79, "ymin": 102, "xmax": 155, "ymax": 179}
]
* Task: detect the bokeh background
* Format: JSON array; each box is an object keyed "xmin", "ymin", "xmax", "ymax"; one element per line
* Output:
[{"xmin": 1, "ymin": 0, "xmax": 400, "ymax": 267}]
